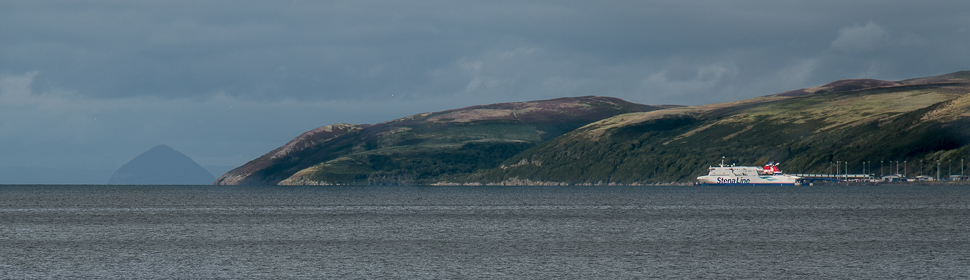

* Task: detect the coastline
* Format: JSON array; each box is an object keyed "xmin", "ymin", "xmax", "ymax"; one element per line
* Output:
[{"xmin": 807, "ymin": 180, "xmax": 970, "ymax": 186}]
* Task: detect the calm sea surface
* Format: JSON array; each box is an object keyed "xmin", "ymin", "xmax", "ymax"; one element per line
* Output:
[{"xmin": 1, "ymin": 184, "xmax": 968, "ymax": 279}]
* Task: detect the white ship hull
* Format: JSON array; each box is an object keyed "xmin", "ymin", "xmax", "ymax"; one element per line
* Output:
[{"xmin": 696, "ymin": 174, "xmax": 800, "ymax": 185}]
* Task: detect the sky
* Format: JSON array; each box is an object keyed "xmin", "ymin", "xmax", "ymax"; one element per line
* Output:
[{"xmin": 1, "ymin": 1, "xmax": 969, "ymax": 182}]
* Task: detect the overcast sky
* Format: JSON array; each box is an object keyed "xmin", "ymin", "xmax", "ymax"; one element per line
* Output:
[{"xmin": 1, "ymin": 1, "xmax": 969, "ymax": 178}]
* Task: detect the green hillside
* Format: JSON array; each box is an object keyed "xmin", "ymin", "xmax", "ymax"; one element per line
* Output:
[
  {"xmin": 476, "ymin": 71, "xmax": 970, "ymax": 184},
  {"xmin": 218, "ymin": 71, "xmax": 970, "ymax": 186},
  {"xmin": 215, "ymin": 96, "xmax": 663, "ymax": 185}
]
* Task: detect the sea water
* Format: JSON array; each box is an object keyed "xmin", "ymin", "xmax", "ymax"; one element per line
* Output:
[{"xmin": 1, "ymin": 184, "xmax": 968, "ymax": 279}]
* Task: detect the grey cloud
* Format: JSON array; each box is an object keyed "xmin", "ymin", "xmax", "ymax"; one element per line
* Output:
[
  {"xmin": 831, "ymin": 22, "xmax": 890, "ymax": 52},
  {"xmin": 2, "ymin": 0, "xmax": 970, "ymax": 176}
]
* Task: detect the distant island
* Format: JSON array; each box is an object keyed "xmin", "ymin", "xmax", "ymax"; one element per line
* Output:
[
  {"xmin": 109, "ymin": 144, "xmax": 215, "ymax": 185},
  {"xmin": 216, "ymin": 71, "xmax": 970, "ymax": 186}
]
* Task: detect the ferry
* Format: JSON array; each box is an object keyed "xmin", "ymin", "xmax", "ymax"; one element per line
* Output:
[{"xmin": 696, "ymin": 160, "xmax": 801, "ymax": 185}]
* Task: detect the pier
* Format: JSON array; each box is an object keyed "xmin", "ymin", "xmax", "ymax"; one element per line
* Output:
[
  {"xmin": 789, "ymin": 173, "xmax": 969, "ymax": 183},
  {"xmin": 790, "ymin": 174, "xmax": 873, "ymax": 181}
]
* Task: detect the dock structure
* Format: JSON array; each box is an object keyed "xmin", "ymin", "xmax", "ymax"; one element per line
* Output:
[{"xmin": 790, "ymin": 174, "xmax": 873, "ymax": 181}]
